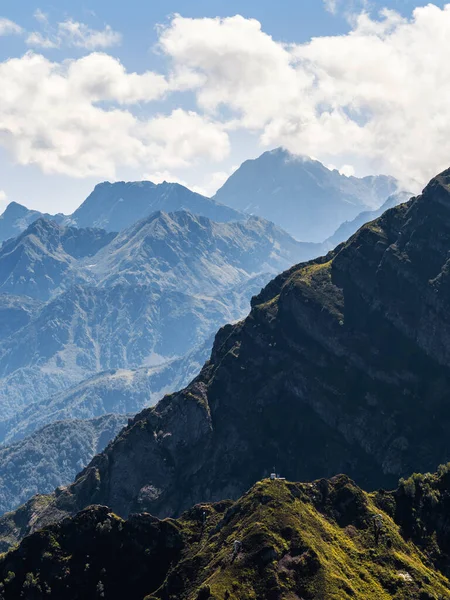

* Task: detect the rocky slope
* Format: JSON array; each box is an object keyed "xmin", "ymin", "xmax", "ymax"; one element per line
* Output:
[
  {"xmin": 70, "ymin": 181, "xmax": 242, "ymax": 231},
  {"xmin": 0, "ymin": 414, "xmax": 128, "ymax": 516},
  {"xmin": 214, "ymin": 148, "xmax": 398, "ymax": 242},
  {"xmin": 2, "ymin": 167, "xmax": 450, "ymax": 544},
  {"xmin": 1, "ymin": 471, "xmax": 450, "ymax": 599}
]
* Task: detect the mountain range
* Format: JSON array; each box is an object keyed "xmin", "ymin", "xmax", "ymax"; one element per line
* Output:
[
  {"xmin": 1, "ymin": 166, "xmax": 447, "ymax": 548},
  {"xmin": 0, "ymin": 211, "xmax": 314, "ymax": 421},
  {"xmin": 0, "ymin": 149, "xmax": 400, "ymax": 246},
  {"xmin": 0, "ymin": 153, "xmax": 447, "ymax": 599}
]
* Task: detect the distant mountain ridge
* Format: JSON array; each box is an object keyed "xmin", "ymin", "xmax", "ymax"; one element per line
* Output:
[
  {"xmin": 0, "ymin": 151, "xmax": 399, "ymax": 245},
  {"xmin": 69, "ymin": 180, "xmax": 242, "ymax": 231},
  {"xmin": 214, "ymin": 148, "xmax": 399, "ymax": 242},
  {"xmin": 0, "ymin": 181, "xmax": 243, "ymax": 244}
]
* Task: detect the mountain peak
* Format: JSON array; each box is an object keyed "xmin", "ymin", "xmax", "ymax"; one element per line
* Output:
[
  {"xmin": 214, "ymin": 149, "xmax": 398, "ymax": 242},
  {"xmin": 1, "ymin": 201, "xmax": 31, "ymax": 218}
]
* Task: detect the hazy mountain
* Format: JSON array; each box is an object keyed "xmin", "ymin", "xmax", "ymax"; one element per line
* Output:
[
  {"xmin": 0, "ymin": 414, "xmax": 128, "ymax": 516},
  {"xmin": 90, "ymin": 210, "xmax": 321, "ymax": 292},
  {"xmin": 0, "ymin": 180, "xmax": 242, "ymax": 246},
  {"xmin": 0, "ymin": 212, "xmax": 311, "ymax": 420},
  {"xmin": 6, "ymin": 166, "xmax": 450, "ymax": 542},
  {"xmin": 214, "ymin": 148, "xmax": 399, "ymax": 242},
  {"xmin": 1, "ymin": 469, "xmax": 450, "ymax": 598},
  {"xmin": 0, "ymin": 219, "xmax": 115, "ymax": 300},
  {"xmin": 0, "ymin": 202, "xmax": 64, "ymax": 244},
  {"xmin": 324, "ymin": 190, "xmax": 412, "ymax": 249},
  {"xmin": 0, "ymin": 335, "xmax": 214, "ymax": 446},
  {"xmin": 70, "ymin": 180, "xmax": 243, "ymax": 231}
]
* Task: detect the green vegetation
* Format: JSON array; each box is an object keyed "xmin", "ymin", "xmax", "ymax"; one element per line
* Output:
[{"xmin": 1, "ymin": 470, "xmax": 450, "ymax": 599}]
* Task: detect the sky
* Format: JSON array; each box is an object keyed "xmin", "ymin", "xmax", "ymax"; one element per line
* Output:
[{"xmin": 0, "ymin": 0, "xmax": 449, "ymax": 214}]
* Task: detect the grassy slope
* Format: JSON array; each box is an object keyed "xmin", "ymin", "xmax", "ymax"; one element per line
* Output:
[{"xmin": 1, "ymin": 472, "xmax": 450, "ymax": 599}]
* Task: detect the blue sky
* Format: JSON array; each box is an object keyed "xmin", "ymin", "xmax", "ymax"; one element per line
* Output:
[{"xmin": 0, "ymin": 0, "xmax": 449, "ymax": 213}]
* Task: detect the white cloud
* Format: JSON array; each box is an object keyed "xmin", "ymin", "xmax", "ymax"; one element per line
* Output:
[
  {"xmin": 0, "ymin": 191, "xmax": 7, "ymax": 212},
  {"xmin": 142, "ymin": 167, "xmax": 235, "ymax": 197},
  {"xmin": 26, "ymin": 18, "xmax": 122, "ymax": 50},
  {"xmin": 25, "ymin": 32, "xmax": 58, "ymax": 49},
  {"xmin": 0, "ymin": 18, "xmax": 23, "ymax": 36},
  {"xmin": 323, "ymin": 0, "xmax": 338, "ymax": 14},
  {"xmin": 0, "ymin": 52, "xmax": 229, "ymax": 178},
  {"xmin": 160, "ymin": 7, "xmax": 450, "ymax": 190}
]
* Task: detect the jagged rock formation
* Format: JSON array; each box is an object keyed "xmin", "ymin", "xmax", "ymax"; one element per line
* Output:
[
  {"xmin": 2, "ymin": 168, "xmax": 450, "ymax": 544},
  {"xmin": 1, "ymin": 472, "xmax": 450, "ymax": 599},
  {"xmin": 0, "ymin": 414, "xmax": 128, "ymax": 516},
  {"xmin": 214, "ymin": 148, "xmax": 398, "ymax": 242}
]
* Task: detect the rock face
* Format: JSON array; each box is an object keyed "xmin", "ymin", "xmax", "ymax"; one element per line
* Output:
[
  {"xmin": 3, "ymin": 168, "xmax": 450, "ymax": 543},
  {"xmin": 70, "ymin": 180, "xmax": 243, "ymax": 231},
  {"xmin": 214, "ymin": 148, "xmax": 399, "ymax": 242},
  {"xmin": 0, "ymin": 414, "xmax": 129, "ymax": 516},
  {"xmin": 1, "ymin": 473, "xmax": 450, "ymax": 599}
]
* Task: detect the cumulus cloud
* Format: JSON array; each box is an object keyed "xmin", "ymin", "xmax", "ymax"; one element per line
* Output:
[
  {"xmin": 26, "ymin": 18, "xmax": 122, "ymax": 50},
  {"xmin": 4, "ymin": 7, "xmax": 450, "ymax": 189},
  {"xmin": 160, "ymin": 7, "xmax": 450, "ymax": 189},
  {"xmin": 0, "ymin": 52, "xmax": 229, "ymax": 178},
  {"xmin": 0, "ymin": 18, "xmax": 23, "ymax": 36}
]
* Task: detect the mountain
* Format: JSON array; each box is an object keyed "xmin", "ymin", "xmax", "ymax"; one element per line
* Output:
[
  {"xmin": 89, "ymin": 211, "xmax": 321, "ymax": 292},
  {"xmin": 0, "ymin": 335, "xmax": 213, "ymax": 446},
  {"xmin": 0, "ymin": 212, "xmax": 312, "ymax": 420},
  {"xmin": 324, "ymin": 191, "xmax": 412, "ymax": 249},
  {"xmin": 214, "ymin": 148, "xmax": 399, "ymax": 242},
  {"xmin": 70, "ymin": 181, "xmax": 243, "ymax": 231},
  {"xmin": 0, "ymin": 219, "xmax": 115, "ymax": 300},
  {"xmin": 1, "ymin": 470, "xmax": 450, "ymax": 598},
  {"xmin": 0, "ymin": 414, "xmax": 128, "ymax": 516},
  {"xmin": 0, "ymin": 181, "xmax": 242, "ymax": 245},
  {"xmin": 3, "ymin": 166, "xmax": 450, "ymax": 543},
  {"xmin": 0, "ymin": 202, "xmax": 64, "ymax": 244}
]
